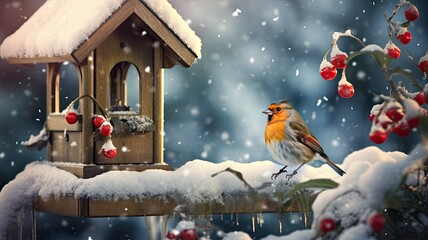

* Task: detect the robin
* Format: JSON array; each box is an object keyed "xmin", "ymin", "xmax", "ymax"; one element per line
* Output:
[{"xmin": 263, "ymin": 99, "xmax": 346, "ymax": 180}]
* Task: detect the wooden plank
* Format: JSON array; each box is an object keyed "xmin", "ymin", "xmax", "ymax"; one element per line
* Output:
[
  {"xmin": 36, "ymin": 196, "xmax": 87, "ymax": 217},
  {"xmin": 133, "ymin": 0, "xmax": 197, "ymax": 67},
  {"xmin": 5, "ymin": 55, "xmax": 77, "ymax": 65},
  {"xmin": 35, "ymin": 194, "xmax": 300, "ymax": 218},
  {"xmin": 78, "ymin": 55, "xmax": 95, "ymax": 164},
  {"xmin": 153, "ymin": 47, "xmax": 164, "ymax": 164},
  {"xmin": 72, "ymin": 0, "xmax": 134, "ymax": 63},
  {"xmin": 49, "ymin": 132, "xmax": 82, "ymax": 164},
  {"xmin": 46, "ymin": 114, "xmax": 82, "ymax": 131}
]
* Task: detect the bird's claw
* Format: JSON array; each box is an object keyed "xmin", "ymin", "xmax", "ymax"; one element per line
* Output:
[
  {"xmin": 285, "ymin": 171, "xmax": 298, "ymax": 180},
  {"xmin": 271, "ymin": 165, "xmax": 288, "ymax": 180}
]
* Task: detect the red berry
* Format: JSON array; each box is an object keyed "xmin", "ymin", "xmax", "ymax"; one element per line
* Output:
[
  {"xmin": 369, "ymin": 130, "xmax": 387, "ymax": 144},
  {"xmin": 385, "ymin": 108, "xmax": 403, "ymax": 123},
  {"xmin": 319, "ymin": 218, "xmax": 335, "ymax": 233},
  {"xmin": 407, "ymin": 117, "xmax": 420, "ymax": 129},
  {"xmin": 93, "ymin": 115, "xmax": 106, "ymax": 128},
  {"xmin": 368, "ymin": 213, "xmax": 385, "ymax": 232},
  {"xmin": 102, "ymin": 148, "xmax": 117, "ymax": 158},
  {"xmin": 338, "ymin": 83, "xmax": 355, "ymax": 98},
  {"xmin": 386, "ymin": 47, "xmax": 400, "ymax": 59},
  {"xmin": 99, "ymin": 122, "xmax": 113, "ymax": 137},
  {"xmin": 394, "ymin": 121, "xmax": 412, "ymax": 137},
  {"xmin": 404, "ymin": 4, "xmax": 419, "ymax": 22},
  {"xmin": 370, "ymin": 114, "xmax": 375, "ymax": 122},
  {"xmin": 320, "ymin": 66, "xmax": 337, "ymax": 80},
  {"xmin": 180, "ymin": 229, "xmax": 196, "ymax": 240},
  {"xmin": 384, "ymin": 41, "xmax": 400, "ymax": 59},
  {"xmin": 418, "ymin": 60, "xmax": 428, "ymax": 73},
  {"xmin": 65, "ymin": 112, "xmax": 78, "ymax": 124},
  {"xmin": 413, "ymin": 92, "xmax": 425, "ymax": 105},
  {"xmin": 331, "ymin": 53, "xmax": 348, "ymax": 69},
  {"xmin": 397, "ymin": 30, "xmax": 412, "ymax": 44}
]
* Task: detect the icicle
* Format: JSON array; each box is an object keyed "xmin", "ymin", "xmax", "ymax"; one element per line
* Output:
[
  {"xmin": 220, "ymin": 213, "xmax": 223, "ymax": 221},
  {"xmin": 252, "ymin": 215, "xmax": 256, "ymax": 232},
  {"xmin": 278, "ymin": 217, "xmax": 283, "ymax": 234},
  {"xmin": 236, "ymin": 213, "xmax": 239, "ymax": 226}
]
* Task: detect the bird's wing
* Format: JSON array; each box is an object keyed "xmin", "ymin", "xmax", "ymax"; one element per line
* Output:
[{"xmin": 290, "ymin": 121, "xmax": 328, "ymax": 158}]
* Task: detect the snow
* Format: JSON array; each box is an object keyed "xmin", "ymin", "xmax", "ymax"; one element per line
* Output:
[
  {"xmin": 319, "ymin": 59, "xmax": 334, "ymax": 71},
  {"xmin": 0, "ymin": 0, "xmax": 202, "ymax": 60},
  {"xmin": 332, "ymin": 29, "xmax": 352, "ymax": 42},
  {"xmin": 263, "ymin": 145, "xmax": 426, "ymax": 239},
  {"xmin": 360, "ymin": 44, "xmax": 384, "ymax": 53},
  {"xmin": 20, "ymin": 126, "xmax": 49, "ymax": 151},
  {"xmin": 402, "ymin": 98, "xmax": 422, "ymax": 118},
  {"xmin": 111, "ymin": 115, "xmax": 155, "ymax": 134},
  {"xmin": 0, "ymin": 146, "xmax": 425, "ymax": 239},
  {"xmin": 223, "ymin": 231, "xmax": 252, "ymax": 240},
  {"xmin": 330, "ymin": 44, "xmax": 346, "ymax": 58},
  {"xmin": 419, "ymin": 54, "xmax": 428, "ymax": 64}
]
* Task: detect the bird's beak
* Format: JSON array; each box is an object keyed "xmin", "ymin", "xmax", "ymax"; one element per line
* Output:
[{"xmin": 262, "ymin": 109, "xmax": 273, "ymax": 115}]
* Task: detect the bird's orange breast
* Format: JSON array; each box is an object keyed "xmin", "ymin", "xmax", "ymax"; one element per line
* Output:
[{"xmin": 265, "ymin": 121, "xmax": 286, "ymax": 143}]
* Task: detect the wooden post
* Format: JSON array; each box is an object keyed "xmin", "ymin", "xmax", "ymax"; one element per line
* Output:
[
  {"xmin": 153, "ymin": 47, "xmax": 164, "ymax": 164},
  {"xmin": 78, "ymin": 53, "xmax": 95, "ymax": 164}
]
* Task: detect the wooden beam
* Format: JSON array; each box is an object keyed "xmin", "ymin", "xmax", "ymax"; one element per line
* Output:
[
  {"xmin": 35, "ymin": 194, "xmax": 300, "ymax": 218},
  {"xmin": 133, "ymin": 0, "xmax": 197, "ymax": 67},
  {"xmin": 5, "ymin": 55, "xmax": 77, "ymax": 65},
  {"xmin": 72, "ymin": 0, "xmax": 134, "ymax": 63}
]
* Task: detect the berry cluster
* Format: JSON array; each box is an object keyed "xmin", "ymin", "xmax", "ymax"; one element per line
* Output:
[
  {"xmin": 369, "ymin": 90, "xmax": 427, "ymax": 144},
  {"xmin": 319, "ymin": 30, "xmax": 356, "ymax": 99},
  {"xmin": 320, "ymin": 1, "xmax": 428, "ymax": 145},
  {"xmin": 64, "ymin": 95, "xmax": 117, "ymax": 158},
  {"xmin": 166, "ymin": 221, "xmax": 197, "ymax": 240},
  {"xmin": 319, "ymin": 212, "xmax": 385, "ymax": 235},
  {"xmin": 320, "ymin": 1, "xmax": 425, "ymax": 100}
]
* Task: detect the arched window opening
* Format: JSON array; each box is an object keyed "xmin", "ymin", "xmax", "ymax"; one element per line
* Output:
[
  {"xmin": 109, "ymin": 62, "xmax": 140, "ymax": 113},
  {"xmin": 50, "ymin": 62, "xmax": 79, "ymax": 113}
]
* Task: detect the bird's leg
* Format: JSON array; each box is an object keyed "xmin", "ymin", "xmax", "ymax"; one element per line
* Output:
[
  {"xmin": 271, "ymin": 165, "xmax": 288, "ymax": 180},
  {"xmin": 286, "ymin": 162, "xmax": 306, "ymax": 180}
]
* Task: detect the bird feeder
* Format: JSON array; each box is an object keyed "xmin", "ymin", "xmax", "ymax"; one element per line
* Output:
[{"xmin": 0, "ymin": 0, "xmax": 202, "ymax": 178}]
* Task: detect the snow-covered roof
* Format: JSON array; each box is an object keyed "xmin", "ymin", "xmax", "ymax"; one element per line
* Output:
[{"xmin": 0, "ymin": 0, "xmax": 202, "ymax": 62}]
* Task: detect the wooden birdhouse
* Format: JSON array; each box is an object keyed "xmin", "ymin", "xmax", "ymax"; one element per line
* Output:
[{"xmin": 0, "ymin": 0, "xmax": 202, "ymax": 178}]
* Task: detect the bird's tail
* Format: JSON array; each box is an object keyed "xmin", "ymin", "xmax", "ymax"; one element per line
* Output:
[{"xmin": 325, "ymin": 158, "xmax": 346, "ymax": 176}]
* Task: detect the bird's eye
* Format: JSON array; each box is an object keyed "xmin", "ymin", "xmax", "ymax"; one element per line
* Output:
[{"xmin": 276, "ymin": 107, "xmax": 281, "ymax": 112}]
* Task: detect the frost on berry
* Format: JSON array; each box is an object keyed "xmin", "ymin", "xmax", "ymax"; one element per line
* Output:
[
  {"xmin": 396, "ymin": 28, "xmax": 412, "ymax": 45},
  {"xmin": 404, "ymin": 4, "xmax": 419, "ymax": 22},
  {"xmin": 101, "ymin": 139, "xmax": 117, "ymax": 158},
  {"xmin": 369, "ymin": 103, "xmax": 384, "ymax": 122},
  {"xmin": 93, "ymin": 114, "xmax": 106, "ymax": 128},
  {"xmin": 337, "ymin": 76, "xmax": 354, "ymax": 98},
  {"xmin": 384, "ymin": 41, "xmax": 400, "ymax": 59},
  {"xmin": 411, "ymin": 92, "xmax": 425, "ymax": 106},
  {"xmin": 369, "ymin": 126, "xmax": 387, "ymax": 144},
  {"xmin": 330, "ymin": 44, "xmax": 348, "ymax": 69},
  {"xmin": 403, "ymin": 98, "xmax": 423, "ymax": 119},
  {"xmin": 99, "ymin": 121, "xmax": 113, "ymax": 137},
  {"xmin": 319, "ymin": 59, "xmax": 337, "ymax": 80},
  {"xmin": 418, "ymin": 54, "xmax": 428, "ymax": 73},
  {"xmin": 385, "ymin": 101, "xmax": 404, "ymax": 123}
]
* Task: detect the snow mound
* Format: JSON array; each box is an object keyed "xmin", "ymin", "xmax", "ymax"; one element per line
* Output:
[{"xmin": 264, "ymin": 145, "xmax": 426, "ymax": 240}]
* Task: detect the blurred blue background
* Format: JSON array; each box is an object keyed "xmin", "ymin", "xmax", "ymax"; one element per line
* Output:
[{"xmin": 0, "ymin": 0, "xmax": 427, "ymax": 239}]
